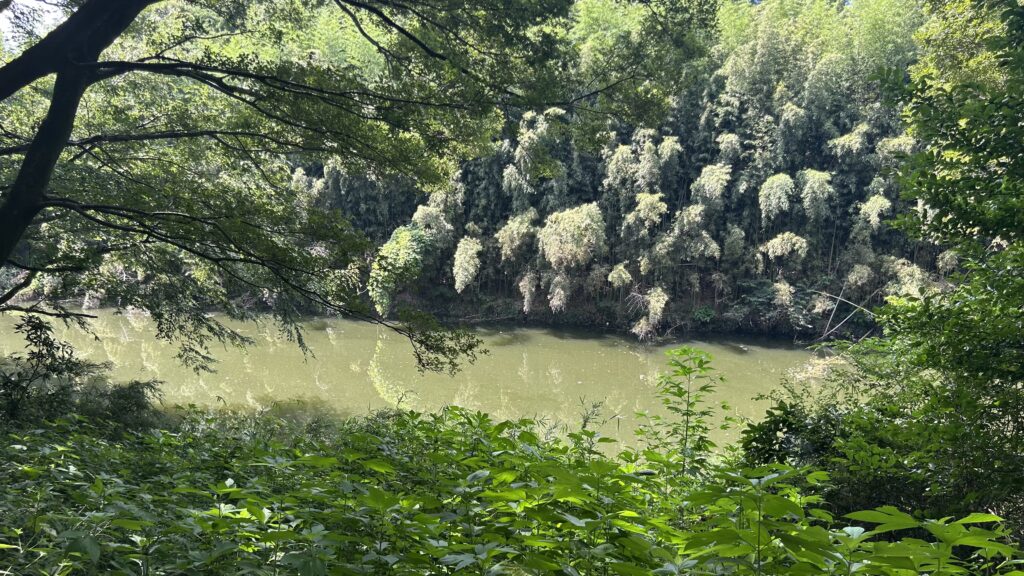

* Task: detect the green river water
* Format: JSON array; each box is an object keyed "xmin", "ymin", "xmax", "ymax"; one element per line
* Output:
[{"xmin": 0, "ymin": 311, "xmax": 813, "ymax": 444}]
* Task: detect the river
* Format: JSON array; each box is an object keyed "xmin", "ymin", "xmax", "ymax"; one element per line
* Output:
[{"xmin": 0, "ymin": 310, "xmax": 814, "ymax": 445}]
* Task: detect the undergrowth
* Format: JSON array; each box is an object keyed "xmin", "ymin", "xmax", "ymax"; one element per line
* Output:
[{"xmin": 1, "ymin": 349, "xmax": 1020, "ymax": 575}]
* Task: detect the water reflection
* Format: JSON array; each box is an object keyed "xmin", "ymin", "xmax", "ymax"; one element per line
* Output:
[{"xmin": 0, "ymin": 311, "xmax": 812, "ymax": 444}]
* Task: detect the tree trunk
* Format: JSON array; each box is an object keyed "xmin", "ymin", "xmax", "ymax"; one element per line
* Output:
[
  {"xmin": 0, "ymin": 0, "xmax": 155, "ymax": 102},
  {"xmin": 0, "ymin": 0, "xmax": 156, "ymax": 265},
  {"xmin": 0, "ymin": 70, "xmax": 90, "ymax": 265}
]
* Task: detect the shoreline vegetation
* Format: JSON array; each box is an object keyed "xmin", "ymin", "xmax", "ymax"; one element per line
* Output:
[{"xmin": 3, "ymin": 349, "xmax": 1022, "ymax": 575}]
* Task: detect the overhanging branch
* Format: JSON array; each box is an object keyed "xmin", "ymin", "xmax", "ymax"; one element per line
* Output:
[{"xmin": 0, "ymin": 129, "xmax": 317, "ymax": 157}]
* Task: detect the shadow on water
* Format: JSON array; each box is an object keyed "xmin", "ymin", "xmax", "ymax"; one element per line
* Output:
[
  {"xmin": 255, "ymin": 396, "xmax": 360, "ymax": 420},
  {"xmin": 180, "ymin": 395, "xmax": 363, "ymax": 422},
  {"xmin": 450, "ymin": 321, "xmax": 808, "ymax": 359},
  {"xmin": 305, "ymin": 319, "xmax": 332, "ymax": 331},
  {"xmin": 477, "ymin": 329, "xmax": 535, "ymax": 347},
  {"xmin": 663, "ymin": 332, "xmax": 806, "ymax": 352}
]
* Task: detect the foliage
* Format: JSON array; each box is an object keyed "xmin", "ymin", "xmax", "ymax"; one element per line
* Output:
[
  {"xmin": 3, "ymin": 348, "xmax": 1022, "ymax": 575},
  {"xmin": 608, "ymin": 263, "xmax": 633, "ymax": 289},
  {"xmin": 629, "ymin": 286, "xmax": 670, "ymax": 340},
  {"xmin": 537, "ymin": 203, "xmax": 606, "ymax": 272},
  {"xmin": 496, "ymin": 210, "xmax": 540, "ymax": 263},
  {"xmin": 899, "ymin": 0, "xmax": 1024, "ymax": 244},
  {"xmin": 352, "ymin": 0, "xmax": 933, "ymax": 339},
  {"xmin": 759, "ymin": 174, "xmax": 795, "ymax": 227},
  {"xmin": 0, "ymin": 0, "xmax": 607, "ymax": 372},
  {"xmin": 368, "ymin": 227, "xmax": 426, "ymax": 316},
  {"xmin": 690, "ymin": 164, "xmax": 732, "ymax": 210},
  {"xmin": 0, "ymin": 0, "xmax": 720, "ymax": 371},
  {"xmin": 622, "ymin": 193, "xmax": 669, "ymax": 239},
  {"xmin": 744, "ymin": 0, "xmax": 1024, "ymax": 533},
  {"xmin": 760, "ymin": 232, "xmax": 808, "ymax": 265},
  {"xmin": 453, "ymin": 237, "xmax": 484, "ymax": 294},
  {"xmin": 798, "ymin": 170, "xmax": 836, "ymax": 223},
  {"xmin": 1, "ymin": 315, "xmax": 92, "ymax": 420},
  {"xmin": 634, "ymin": 348, "xmax": 719, "ymax": 474},
  {"xmin": 547, "ymin": 272, "xmax": 573, "ymax": 313},
  {"xmin": 0, "ymin": 315, "xmax": 163, "ymax": 427},
  {"xmin": 518, "ymin": 271, "xmax": 539, "ymax": 314},
  {"xmin": 860, "ymin": 195, "xmax": 893, "ymax": 231}
]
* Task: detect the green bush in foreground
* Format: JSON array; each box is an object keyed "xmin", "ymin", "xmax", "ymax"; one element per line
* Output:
[{"xmin": 1, "ymin": 349, "xmax": 1022, "ymax": 575}]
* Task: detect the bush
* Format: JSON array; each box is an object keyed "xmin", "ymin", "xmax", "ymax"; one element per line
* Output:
[
  {"xmin": 741, "ymin": 343, "xmax": 1024, "ymax": 536},
  {"xmin": 0, "ymin": 315, "xmax": 164, "ymax": 430},
  {"xmin": 691, "ymin": 305, "xmax": 716, "ymax": 325},
  {"xmin": 1, "ymin": 349, "xmax": 1020, "ymax": 574}
]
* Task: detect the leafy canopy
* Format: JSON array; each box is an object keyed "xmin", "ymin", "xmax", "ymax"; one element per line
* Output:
[{"xmin": 0, "ymin": 0, "xmax": 714, "ymax": 370}]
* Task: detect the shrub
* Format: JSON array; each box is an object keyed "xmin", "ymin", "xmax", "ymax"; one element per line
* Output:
[
  {"xmin": 1, "ymin": 349, "xmax": 1020, "ymax": 574},
  {"xmin": 0, "ymin": 316, "xmax": 163, "ymax": 429}
]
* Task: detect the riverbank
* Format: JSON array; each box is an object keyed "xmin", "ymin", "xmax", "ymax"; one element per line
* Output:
[{"xmin": 412, "ymin": 292, "xmax": 870, "ymax": 344}]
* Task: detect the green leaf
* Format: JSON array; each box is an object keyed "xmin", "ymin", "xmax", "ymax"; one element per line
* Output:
[
  {"xmin": 361, "ymin": 459, "xmax": 396, "ymax": 475},
  {"xmin": 522, "ymin": 536, "xmax": 559, "ymax": 549},
  {"xmin": 560, "ymin": 513, "xmax": 589, "ymax": 527},
  {"xmin": 67, "ymin": 536, "xmax": 101, "ymax": 563},
  {"xmin": 297, "ymin": 455, "xmax": 339, "ymax": 468},
  {"xmin": 762, "ymin": 494, "xmax": 804, "ymax": 519},
  {"xmin": 522, "ymin": 553, "xmax": 560, "ymax": 570},
  {"xmin": 363, "ymin": 486, "xmax": 399, "ymax": 510},
  {"xmin": 953, "ymin": 513, "xmax": 1003, "ymax": 525},
  {"xmin": 111, "ymin": 519, "xmax": 152, "ymax": 531},
  {"xmin": 845, "ymin": 507, "xmax": 919, "ymax": 531},
  {"xmin": 610, "ymin": 561, "xmax": 651, "ymax": 575}
]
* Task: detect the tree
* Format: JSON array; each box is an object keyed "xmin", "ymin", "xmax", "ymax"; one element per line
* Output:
[
  {"xmin": 537, "ymin": 202, "xmax": 605, "ymax": 311},
  {"xmin": 608, "ymin": 263, "xmax": 633, "ymax": 288},
  {"xmin": 872, "ymin": 0, "xmax": 1024, "ymax": 509},
  {"xmin": 761, "ymin": 232, "xmax": 808, "ymax": 268},
  {"xmin": 798, "ymin": 169, "xmax": 835, "ymax": 223},
  {"xmin": 759, "ymin": 173, "xmax": 794, "ymax": 227},
  {"xmin": 452, "ymin": 236, "xmax": 483, "ymax": 294},
  {"xmin": 653, "ymin": 205, "xmax": 720, "ymax": 266},
  {"xmin": 860, "ymin": 194, "xmax": 893, "ymax": 231},
  {"xmin": 368, "ymin": 226, "xmax": 425, "ymax": 316},
  {"xmin": 537, "ymin": 203, "xmax": 606, "ymax": 272},
  {"xmin": 411, "ymin": 206, "xmax": 456, "ymax": 249},
  {"xmin": 316, "ymin": 0, "xmax": 930, "ymax": 340},
  {"xmin": 518, "ymin": 271, "xmax": 538, "ymax": 314},
  {"xmin": 603, "ymin": 143, "xmax": 640, "ymax": 216},
  {"xmin": 690, "ymin": 163, "xmax": 731, "ymax": 210},
  {"xmin": 716, "ymin": 133, "xmax": 742, "ymax": 165},
  {"xmin": 502, "ymin": 165, "xmax": 535, "ymax": 201},
  {"xmin": 0, "ymin": 0, "xmax": 580, "ymax": 370},
  {"xmin": 635, "ymin": 137, "xmax": 661, "ymax": 193},
  {"xmin": 745, "ymin": 0, "xmax": 1024, "ymax": 528},
  {"xmin": 630, "ymin": 285, "xmax": 669, "ymax": 340},
  {"xmin": 495, "ymin": 209, "xmax": 539, "ymax": 263},
  {"xmin": 621, "ymin": 192, "xmax": 668, "ymax": 239},
  {"xmin": 547, "ymin": 271, "xmax": 572, "ymax": 313}
]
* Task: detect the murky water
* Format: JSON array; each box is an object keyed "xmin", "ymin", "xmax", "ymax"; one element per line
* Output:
[{"xmin": 0, "ymin": 310, "xmax": 812, "ymax": 444}]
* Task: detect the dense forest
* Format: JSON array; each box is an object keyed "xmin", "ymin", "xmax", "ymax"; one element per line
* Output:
[
  {"xmin": 1, "ymin": 0, "xmax": 1023, "ymax": 573},
  {"xmin": 301, "ymin": 0, "xmax": 933, "ymax": 338}
]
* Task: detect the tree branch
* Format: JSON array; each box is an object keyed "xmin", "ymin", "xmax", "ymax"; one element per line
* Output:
[
  {"xmin": 0, "ymin": 0, "xmax": 157, "ymax": 102},
  {"xmin": 0, "ymin": 129, "xmax": 317, "ymax": 157},
  {"xmin": 0, "ymin": 270, "xmax": 36, "ymax": 307},
  {"xmin": 0, "ymin": 303, "xmax": 97, "ymax": 320}
]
